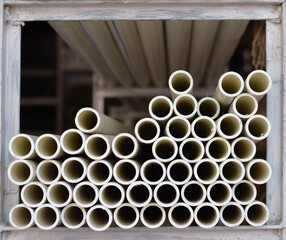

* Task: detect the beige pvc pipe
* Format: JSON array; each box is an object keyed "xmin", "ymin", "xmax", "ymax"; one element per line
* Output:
[
  {"xmin": 8, "ymin": 160, "xmax": 36, "ymax": 185},
  {"xmin": 205, "ymin": 137, "xmax": 231, "ymax": 162},
  {"xmin": 86, "ymin": 205, "xmax": 113, "ymax": 231},
  {"xmin": 36, "ymin": 160, "xmax": 61, "ymax": 185},
  {"xmin": 197, "ymin": 97, "xmax": 220, "ymax": 120},
  {"xmin": 73, "ymin": 181, "xmax": 99, "ymax": 208},
  {"xmin": 140, "ymin": 159, "xmax": 166, "ymax": 185},
  {"xmin": 148, "ymin": 95, "xmax": 173, "ymax": 122},
  {"xmin": 216, "ymin": 113, "xmax": 243, "ymax": 140},
  {"xmin": 47, "ymin": 181, "xmax": 73, "ymax": 208},
  {"xmin": 34, "ymin": 204, "xmax": 61, "ymax": 230},
  {"xmin": 232, "ymin": 180, "xmax": 257, "ymax": 205},
  {"xmin": 87, "ymin": 160, "xmax": 113, "ymax": 186},
  {"xmin": 165, "ymin": 116, "xmax": 191, "ymax": 142},
  {"xmin": 9, "ymin": 134, "xmax": 38, "ymax": 159},
  {"xmin": 60, "ymin": 128, "xmax": 87, "ymax": 155},
  {"xmin": 246, "ymin": 159, "xmax": 272, "ymax": 184},
  {"xmin": 61, "ymin": 203, "xmax": 86, "ymax": 229},
  {"xmin": 99, "ymin": 182, "xmax": 125, "ymax": 209},
  {"xmin": 112, "ymin": 133, "xmax": 139, "ymax": 159},
  {"xmin": 244, "ymin": 70, "xmax": 272, "ymax": 101},
  {"xmin": 194, "ymin": 203, "xmax": 219, "ymax": 229},
  {"xmin": 220, "ymin": 201, "xmax": 244, "ymax": 227},
  {"xmin": 245, "ymin": 201, "xmax": 269, "ymax": 226},
  {"xmin": 126, "ymin": 181, "xmax": 152, "ymax": 207},
  {"xmin": 152, "ymin": 136, "xmax": 178, "ymax": 162},
  {"xmin": 207, "ymin": 180, "xmax": 232, "ymax": 206},
  {"xmin": 194, "ymin": 159, "xmax": 219, "ymax": 184},
  {"xmin": 181, "ymin": 181, "xmax": 206, "ymax": 206},
  {"xmin": 61, "ymin": 157, "xmax": 89, "ymax": 183},
  {"xmin": 191, "ymin": 116, "xmax": 216, "ymax": 142},
  {"xmin": 113, "ymin": 159, "xmax": 140, "ymax": 185},
  {"xmin": 168, "ymin": 203, "xmax": 194, "ymax": 229},
  {"xmin": 75, "ymin": 107, "xmax": 133, "ymax": 134},
  {"xmin": 114, "ymin": 203, "xmax": 139, "ymax": 229},
  {"xmin": 173, "ymin": 94, "xmax": 198, "ymax": 120},
  {"xmin": 220, "ymin": 159, "xmax": 245, "ymax": 184},
  {"xmin": 134, "ymin": 117, "xmax": 160, "ymax": 144},
  {"xmin": 154, "ymin": 181, "xmax": 180, "ymax": 207},
  {"xmin": 21, "ymin": 181, "xmax": 47, "ymax": 208},
  {"xmin": 179, "ymin": 138, "xmax": 204, "ymax": 163},
  {"xmin": 167, "ymin": 159, "xmax": 192, "ymax": 185},
  {"xmin": 9, "ymin": 204, "xmax": 34, "ymax": 229},
  {"xmin": 231, "ymin": 137, "xmax": 256, "ymax": 162},
  {"xmin": 140, "ymin": 203, "xmax": 166, "ymax": 229}
]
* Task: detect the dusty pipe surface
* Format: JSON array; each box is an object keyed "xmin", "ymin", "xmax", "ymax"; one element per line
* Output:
[
  {"xmin": 152, "ymin": 136, "xmax": 178, "ymax": 162},
  {"xmin": 220, "ymin": 201, "xmax": 244, "ymax": 227},
  {"xmin": 9, "ymin": 204, "xmax": 34, "ymax": 229},
  {"xmin": 113, "ymin": 159, "xmax": 140, "ymax": 185},
  {"xmin": 191, "ymin": 116, "xmax": 216, "ymax": 142},
  {"xmin": 165, "ymin": 116, "xmax": 191, "ymax": 142},
  {"xmin": 167, "ymin": 159, "xmax": 192, "ymax": 185},
  {"xmin": 140, "ymin": 203, "xmax": 166, "ymax": 229},
  {"xmin": 181, "ymin": 181, "xmax": 206, "ymax": 206},
  {"xmin": 126, "ymin": 181, "xmax": 152, "ymax": 207},
  {"xmin": 154, "ymin": 181, "xmax": 180, "ymax": 207},
  {"xmin": 47, "ymin": 181, "xmax": 73, "ymax": 208},
  {"xmin": 21, "ymin": 181, "xmax": 47, "ymax": 208},
  {"xmin": 207, "ymin": 180, "xmax": 232, "ymax": 206},
  {"xmin": 60, "ymin": 128, "xmax": 87, "ymax": 155},
  {"xmin": 36, "ymin": 160, "xmax": 62, "ymax": 185},
  {"xmin": 216, "ymin": 113, "xmax": 243, "ymax": 140},
  {"xmin": 112, "ymin": 133, "xmax": 139, "ymax": 159},
  {"xmin": 140, "ymin": 159, "xmax": 166, "ymax": 185},
  {"xmin": 194, "ymin": 159, "xmax": 219, "ymax": 184},
  {"xmin": 99, "ymin": 182, "xmax": 125, "ymax": 209},
  {"xmin": 173, "ymin": 94, "xmax": 197, "ymax": 120},
  {"xmin": 179, "ymin": 138, "xmax": 204, "ymax": 163},
  {"xmin": 197, "ymin": 97, "xmax": 220, "ymax": 120},
  {"xmin": 9, "ymin": 134, "xmax": 38, "ymax": 159},
  {"xmin": 8, "ymin": 160, "xmax": 37, "ymax": 185},
  {"xmin": 134, "ymin": 118, "xmax": 160, "ymax": 144},
  {"xmin": 61, "ymin": 203, "xmax": 86, "ymax": 229},
  {"xmin": 168, "ymin": 202, "xmax": 194, "ymax": 229},
  {"xmin": 232, "ymin": 180, "xmax": 257, "ymax": 205},
  {"xmin": 245, "ymin": 201, "xmax": 269, "ymax": 226},
  {"xmin": 194, "ymin": 203, "xmax": 219, "ymax": 228},
  {"xmin": 231, "ymin": 137, "xmax": 256, "ymax": 162},
  {"xmin": 246, "ymin": 159, "xmax": 272, "ymax": 184},
  {"xmin": 148, "ymin": 95, "xmax": 173, "ymax": 122},
  {"xmin": 61, "ymin": 157, "xmax": 89, "ymax": 183},
  {"xmin": 220, "ymin": 159, "xmax": 245, "ymax": 184},
  {"xmin": 205, "ymin": 137, "xmax": 231, "ymax": 162},
  {"xmin": 114, "ymin": 203, "xmax": 139, "ymax": 229},
  {"xmin": 34, "ymin": 204, "xmax": 61, "ymax": 230},
  {"xmin": 73, "ymin": 181, "xmax": 99, "ymax": 208},
  {"xmin": 86, "ymin": 205, "xmax": 113, "ymax": 231},
  {"xmin": 87, "ymin": 160, "xmax": 113, "ymax": 186}
]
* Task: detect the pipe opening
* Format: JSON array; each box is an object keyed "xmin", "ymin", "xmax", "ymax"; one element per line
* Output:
[
  {"xmin": 249, "ymin": 161, "xmax": 270, "ymax": 182},
  {"xmin": 114, "ymin": 136, "xmax": 135, "ymax": 157},
  {"xmin": 181, "ymin": 141, "xmax": 203, "ymax": 161},
  {"xmin": 156, "ymin": 184, "xmax": 177, "ymax": 205},
  {"xmin": 198, "ymin": 99, "xmax": 218, "ymax": 118},
  {"xmin": 87, "ymin": 137, "xmax": 108, "ymax": 157},
  {"xmin": 10, "ymin": 206, "xmax": 32, "ymax": 228},
  {"xmin": 10, "ymin": 162, "xmax": 31, "ymax": 183},
  {"xmin": 171, "ymin": 72, "xmax": 192, "ymax": 92},
  {"xmin": 222, "ymin": 204, "xmax": 242, "ymax": 224},
  {"xmin": 248, "ymin": 73, "xmax": 270, "ymax": 93},
  {"xmin": 175, "ymin": 97, "xmax": 196, "ymax": 116},
  {"xmin": 63, "ymin": 206, "xmax": 84, "ymax": 226},
  {"xmin": 235, "ymin": 95, "xmax": 256, "ymax": 116},
  {"xmin": 63, "ymin": 160, "xmax": 84, "ymax": 181},
  {"xmin": 36, "ymin": 206, "xmax": 57, "ymax": 227},
  {"xmin": 38, "ymin": 162, "xmax": 59, "ymax": 182},
  {"xmin": 196, "ymin": 205, "xmax": 217, "ymax": 225},
  {"xmin": 63, "ymin": 132, "xmax": 83, "ymax": 152},
  {"xmin": 23, "ymin": 184, "xmax": 44, "ymax": 205},
  {"xmin": 208, "ymin": 139, "xmax": 229, "ymax": 160},
  {"xmin": 169, "ymin": 162, "xmax": 190, "ymax": 182},
  {"xmin": 143, "ymin": 206, "xmax": 163, "ymax": 225},
  {"xmin": 233, "ymin": 139, "xmax": 254, "ymax": 160},
  {"xmin": 248, "ymin": 118, "xmax": 269, "ymax": 138},
  {"xmin": 171, "ymin": 206, "xmax": 191, "ymax": 225},
  {"xmin": 197, "ymin": 162, "xmax": 217, "ymax": 182},
  {"xmin": 155, "ymin": 139, "xmax": 175, "ymax": 160},
  {"xmin": 37, "ymin": 137, "xmax": 58, "ymax": 157},
  {"xmin": 11, "ymin": 136, "xmax": 32, "ymax": 157},
  {"xmin": 222, "ymin": 161, "xmax": 243, "ymax": 181},
  {"xmin": 220, "ymin": 117, "xmax": 240, "ymax": 136},
  {"xmin": 129, "ymin": 184, "xmax": 150, "ymax": 204},
  {"xmin": 116, "ymin": 162, "xmax": 136, "ymax": 182},
  {"xmin": 75, "ymin": 185, "xmax": 96, "ymax": 205},
  {"xmin": 247, "ymin": 204, "xmax": 268, "ymax": 225},
  {"xmin": 221, "ymin": 75, "xmax": 242, "ymax": 94},
  {"xmin": 102, "ymin": 185, "xmax": 122, "ymax": 205},
  {"xmin": 89, "ymin": 208, "xmax": 109, "ymax": 228},
  {"xmin": 169, "ymin": 119, "xmax": 189, "ymax": 139},
  {"xmin": 88, "ymin": 162, "xmax": 110, "ymax": 183},
  {"xmin": 49, "ymin": 184, "xmax": 70, "ymax": 205},
  {"xmin": 209, "ymin": 183, "xmax": 230, "ymax": 204},
  {"xmin": 116, "ymin": 206, "xmax": 137, "ymax": 226},
  {"xmin": 184, "ymin": 183, "xmax": 204, "ymax": 203},
  {"xmin": 234, "ymin": 182, "xmax": 255, "ymax": 203},
  {"xmin": 193, "ymin": 119, "xmax": 214, "ymax": 139},
  {"xmin": 77, "ymin": 110, "xmax": 98, "ymax": 131},
  {"xmin": 151, "ymin": 98, "xmax": 172, "ymax": 118},
  {"xmin": 143, "ymin": 162, "xmax": 164, "ymax": 182},
  {"xmin": 138, "ymin": 122, "xmax": 158, "ymax": 141}
]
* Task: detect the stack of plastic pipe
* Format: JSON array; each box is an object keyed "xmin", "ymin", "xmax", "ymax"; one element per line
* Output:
[{"xmin": 8, "ymin": 69, "xmax": 272, "ymax": 230}]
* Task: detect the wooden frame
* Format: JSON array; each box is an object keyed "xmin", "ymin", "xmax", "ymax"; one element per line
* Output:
[{"xmin": 1, "ymin": 0, "xmax": 286, "ymax": 239}]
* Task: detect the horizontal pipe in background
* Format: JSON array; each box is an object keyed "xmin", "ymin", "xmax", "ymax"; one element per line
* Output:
[
  {"xmin": 61, "ymin": 157, "xmax": 89, "ymax": 183},
  {"xmin": 73, "ymin": 181, "xmax": 99, "ymax": 208},
  {"xmin": 152, "ymin": 137, "xmax": 178, "ymax": 162},
  {"xmin": 205, "ymin": 137, "xmax": 231, "ymax": 162},
  {"xmin": 148, "ymin": 95, "xmax": 173, "ymax": 122},
  {"xmin": 99, "ymin": 182, "xmax": 125, "ymax": 209},
  {"xmin": 87, "ymin": 160, "xmax": 113, "ymax": 186},
  {"xmin": 207, "ymin": 180, "xmax": 232, "ymax": 206},
  {"xmin": 113, "ymin": 159, "xmax": 140, "ymax": 185},
  {"xmin": 165, "ymin": 116, "xmax": 191, "ymax": 142},
  {"xmin": 114, "ymin": 203, "xmax": 139, "ymax": 229},
  {"xmin": 197, "ymin": 97, "xmax": 220, "ymax": 120},
  {"xmin": 8, "ymin": 160, "xmax": 36, "ymax": 185},
  {"xmin": 173, "ymin": 94, "xmax": 197, "ymax": 120},
  {"xmin": 231, "ymin": 137, "xmax": 256, "ymax": 162},
  {"xmin": 216, "ymin": 113, "xmax": 243, "ymax": 140},
  {"xmin": 167, "ymin": 159, "xmax": 192, "ymax": 185},
  {"xmin": 140, "ymin": 203, "xmax": 166, "ymax": 229},
  {"xmin": 134, "ymin": 118, "xmax": 160, "ymax": 144},
  {"xmin": 140, "ymin": 159, "xmax": 166, "ymax": 185},
  {"xmin": 47, "ymin": 181, "xmax": 73, "ymax": 208},
  {"xmin": 9, "ymin": 204, "xmax": 34, "ymax": 229},
  {"xmin": 245, "ymin": 201, "xmax": 269, "ymax": 226},
  {"xmin": 181, "ymin": 181, "xmax": 206, "ymax": 206},
  {"xmin": 220, "ymin": 159, "xmax": 245, "ymax": 184},
  {"xmin": 112, "ymin": 133, "xmax": 139, "ymax": 159},
  {"xmin": 21, "ymin": 181, "xmax": 47, "ymax": 208},
  {"xmin": 34, "ymin": 204, "xmax": 61, "ymax": 230},
  {"xmin": 194, "ymin": 159, "xmax": 219, "ymax": 184},
  {"xmin": 154, "ymin": 181, "xmax": 180, "ymax": 207},
  {"xmin": 60, "ymin": 128, "xmax": 87, "ymax": 155},
  {"xmin": 61, "ymin": 203, "xmax": 86, "ymax": 229},
  {"xmin": 232, "ymin": 180, "xmax": 257, "ymax": 205},
  {"xmin": 168, "ymin": 203, "xmax": 194, "ymax": 229},
  {"xmin": 86, "ymin": 205, "xmax": 113, "ymax": 231},
  {"xmin": 246, "ymin": 159, "xmax": 272, "ymax": 184},
  {"xmin": 9, "ymin": 134, "xmax": 38, "ymax": 159},
  {"xmin": 191, "ymin": 116, "xmax": 216, "ymax": 142},
  {"xmin": 126, "ymin": 181, "xmax": 152, "ymax": 207},
  {"xmin": 179, "ymin": 138, "xmax": 204, "ymax": 163},
  {"xmin": 194, "ymin": 203, "xmax": 219, "ymax": 229},
  {"xmin": 36, "ymin": 160, "xmax": 62, "ymax": 185},
  {"xmin": 220, "ymin": 202, "xmax": 244, "ymax": 227}
]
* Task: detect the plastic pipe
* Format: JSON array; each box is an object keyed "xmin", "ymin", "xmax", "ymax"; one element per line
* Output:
[
  {"xmin": 179, "ymin": 138, "xmax": 204, "ymax": 163},
  {"xmin": 220, "ymin": 202, "xmax": 244, "ymax": 227},
  {"xmin": 213, "ymin": 71, "xmax": 244, "ymax": 109},
  {"xmin": 99, "ymin": 182, "xmax": 125, "ymax": 209},
  {"xmin": 9, "ymin": 134, "xmax": 38, "ymax": 159},
  {"xmin": 232, "ymin": 180, "xmax": 257, "ymax": 205},
  {"xmin": 113, "ymin": 159, "xmax": 140, "ymax": 185},
  {"xmin": 112, "ymin": 133, "xmax": 139, "ymax": 159},
  {"xmin": 75, "ymin": 107, "xmax": 133, "ymax": 134},
  {"xmin": 73, "ymin": 181, "xmax": 99, "ymax": 208},
  {"xmin": 245, "ymin": 201, "xmax": 269, "ymax": 226},
  {"xmin": 134, "ymin": 118, "xmax": 160, "ymax": 144},
  {"xmin": 173, "ymin": 94, "xmax": 197, "ymax": 120},
  {"xmin": 84, "ymin": 134, "xmax": 114, "ymax": 160},
  {"xmin": 61, "ymin": 203, "xmax": 86, "ymax": 229},
  {"xmin": 60, "ymin": 128, "xmax": 87, "ymax": 155},
  {"xmin": 192, "ymin": 116, "xmax": 216, "ymax": 142},
  {"xmin": 194, "ymin": 203, "xmax": 219, "ymax": 229},
  {"xmin": 165, "ymin": 116, "xmax": 191, "ymax": 142},
  {"xmin": 168, "ymin": 70, "xmax": 194, "ymax": 100},
  {"xmin": 114, "ymin": 203, "xmax": 139, "ymax": 229},
  {"xmin": 148, "ymin": 95, "xmax": 173, "ymax": 122},
  {"xmin": 152, "ymin": 136, "xmax": 178, "ymax": 162},
  {"xmin": 154, "ymin": 181, "xmax": 180, "ymax": 207},
  {"xmin": 246, "ymin": 159, "xmax": 272, "ymax": 184},
  {"xmin": 197, "ymin": 97, "xmax": 220, "ymax": 120},
  {"xmin": 36, "ymin": 160, "xmax": 61, "ymax": 185},
  {"xmin": 243, "ymin": 115, "xmax": 271, "ymax": 143},
  {"xmin": 8, "ymin": 160, "xmax": 36, "ymax": 185},
  {"xmin": 34, "ymin": 204, "xmax": 61, "ymax": 230},
  {"xmin": 244, "ymin": 70, "xmax": 272, "ymax": 101},
  {"xmin": 9, "ymin": 204, "xmax": 34, "ymax": 229},
  {"xmin": 168, "ymin": 203, "xmax": 194, "ymax": 229},
  {"xmin": 61, "ymin": 157, "xmax": 89, "ymax": 183},
  {"xmin": 47, "ymin": 181, "xmax": 73, "ymax": 208},
  {"xmin": 220, "ymin": 159, "xmax": 245, "ymax": 184},
  {"xmin": 126, "ymin": 181, "xmax": 152, "ymax": 207},
  {"xmin": 87, "ymin": 160, "xmax": 113, "ymax": 186},
  {"xmin": 140, "ymin": 159, "xmax": 166, "ymax": 185},
  {"xmin": 207, "ymin": 180, "xmax": 232, "ymax": 206},
  {"xmin": 21, "ymin": 181, "xmax": 47, "ymax": 208},
  {"xmin": 140, "ymin": 203, "xmax": 166, "ymax": 229},
  {"xmin": 167, "ymin": 159, "xmax": 192, "ymax": 185},
  {"xmin": 231, "ymin": 137, "xmax": 256, "ymax": 162},
  {"xmin": 205, "ymin": 137, "xmax": 231, "ymax": 162},
  {"xmin": 181, "ymin": 181, "xmax": 206, "ymax": 206},
  {"xmin": 194, "ymin": 159, "xmax": 219, "ymax": 184},
  {"xmin": 86, "ymin": 205, "xmax": 113, "ymax": 231},
  {"xmin": 216, "ymin": 113, "xmax": 243, "ymax": 140}
]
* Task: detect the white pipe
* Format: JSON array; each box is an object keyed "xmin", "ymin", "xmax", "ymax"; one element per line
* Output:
[
  {"xmin": 9, "ymin": 134, "xmax": 38, "ymax": 159},
  {"xmin": 21, "ymin": 181, "xmax": 47, "ymax": 208},
  {"xmin": 231, "ymin": 137, "xmax": 256, "ymax": 162},
  {"xmin": 179, "ymin": 138, "xmax": 204, "ymax": 163},
  {"xmin": 207, "ymin": 180, "xmax": 232, "ymax": 206},
  {"xmin": 112, "ymin": 133, "xmax": 139, "ymax": 159},
  {"xmin": 114, "ymin": 203, "xmax": 139, "ymax": 229},
  {"xmin": 246, "ymin": 159, "xmax": 272, "ymax": 184},
  {"xmin": 140, "ymin": 203, "xmax": 166, "ymax": 229},
  {"xmin": 244, "ymin": 70, "xmax": 272, "ymax": 101},
  {"xmin": 220, "ymin": 201, "xmax": 244, "ymax": 227},
  {"xmin": 61, "ymin": 203, "xmax": 86, "ymax": 229},
  {"xmin": 60, "ymin": 128, "xmax": 87, "ymax": 155},
  {"xmin": 126, "ymin": 181, "xmax": 152, "ymax": 207},
  {"xmin": 35, "ymin": 134, "xmax": 65, "ymax": 160},
  {"xmin": 216, "ymin": 113, "xmax": 243, "ymax": 140},
  {"xmin": 194, "ymin": 203, "xmax": 219, "ymax": 228},
  {"xmin": 165, "ymin": 116, "xmax": 191, "ymax": 142},
  {"xmin": 84, "ymin": 134, "xmax": 114, "ymax": 160},
  {"xmin": 73, "ymin": 181, "xmax": 99, "ymax": 208},
  {"xmin": 99, "ymin": 182, "xmax": 125, "ymax": 209},
  {"xmin": 47, "ymin": 181, "xmax": 73, "ymax": 208},
  {"xmin": 140, "ymin": 159, "xmax": 166, "ymax": 185},
  {"xmin": 194, "ymin": 159, "xmax": 219, "ymax": 184},
  {"xmin": 168, "ymin": 202, "xmax": 194, "ymax": 229},
  {"xmin": 113, "ymin": 159, "xmax": 140, "ymax": 185},
  {"xmin": 148, "ymin": 95, "xmax": 173, "ymax": 122},
  {"xmin": 34, "ymin": 204, "xmax": 61, "ymax": 230},
  {"xmin": 168, "ymin": 70, "xmax": 194, "ymax": 100},
  {"xmin": 86, "ymin": 205, "xmax": 113, "ymax": 231},
  {"xmin": 220, "ymin": 159, "xmax": 245, "ymax": 184},
  {"xmin": 191, "ymin": 116, "xmax": 216, "ymax": 142},
  {"xmin": 9, "ymin": 204, "xmax": 34, "ymax": 229},
  {"xmin": 36, "ymin": 160, "xmax": 61, "ymax": 185},
  {"xmin": 152, "ymin": 136, "xmax": 178, "ymax": 162},
  {"xmin": 232, "ymin": 180, "xmax": 257, "ymax": 205},
  {"xmin": 154, "ymin": 181, "xmax": 180, "ymax": 207},
  {"xmin": 197, "ymin": 97, "xmax": 220, "ymax": 120},
  {"xmin": 8, "ymin": 160, "xmax": 36, "ymax": 185},
  {"xmin": 205, "ymin": 137, "xmax": 231, "ymax": 162},
  {"xmin": 243, "ymin": 115, "xmax": 271, "ymax": 143},
  {"xmin": 173, "ymin": 94, "xmax": 198, "ymax": 120},
  {"xmin": 167, "ymin": 159, "xmax": 192, "ymax": 185},
  {"xmin": 245, "ymin": 201, "xmax": 269, "ymax": 226},
  {"xmin": 134, "ymin": 117, "xmax": 160, "ymax": 144},
  {"xmin": 61, "ymin": 157, "xmax": 89, "ymax": 183},
  {"xmin": 87, "ymin": 160, "xmax": 113, "ymax": 186},
  {"xmin": 75, "ymin": 107, "xmax": 133, "ymax": 134},
  {"xmin": 213, "ymin": 71, "xmax": 244, "ymax": 109},
  {"xmin": 181, "ymin": 181, "xmax": 206, "ymax": 206}
]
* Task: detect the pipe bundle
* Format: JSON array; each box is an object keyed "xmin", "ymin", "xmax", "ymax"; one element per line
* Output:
[{"xmin": 8, "ymin": 69, "xmax": 272, "ymax": 230}]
